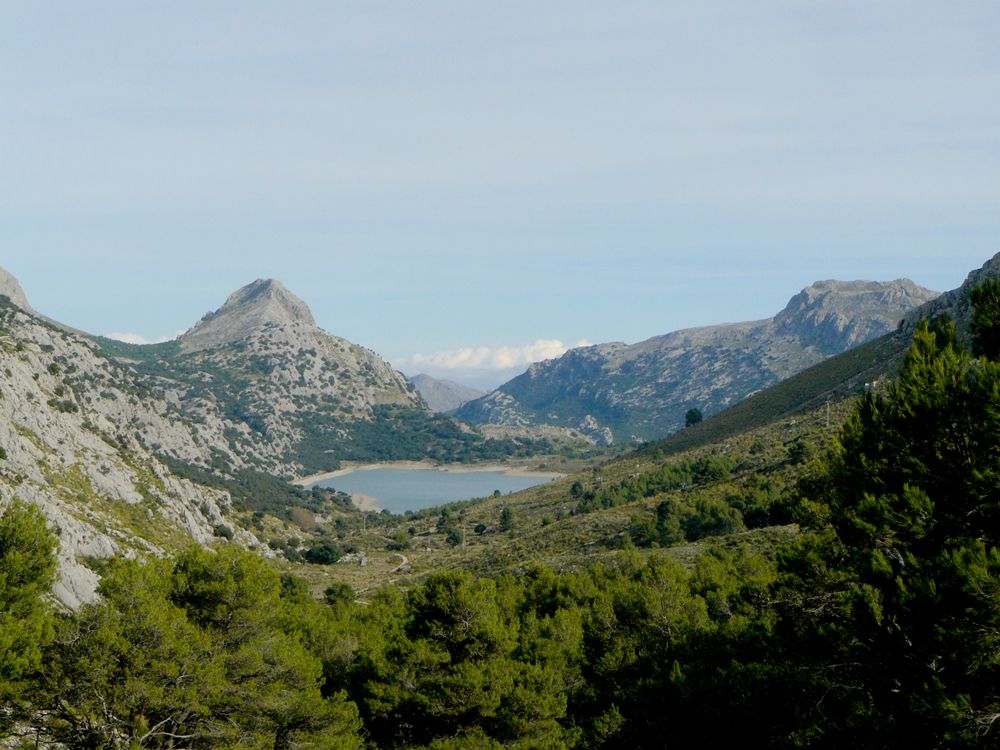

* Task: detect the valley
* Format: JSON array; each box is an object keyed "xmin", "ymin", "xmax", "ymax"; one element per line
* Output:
[
  {"xmin": 5, "ymin": 7, "xmax": 997, "ymax": 746},
  {"xmin": 3, "ymin": 252, "xmax": 1000, "ymax": 748}
]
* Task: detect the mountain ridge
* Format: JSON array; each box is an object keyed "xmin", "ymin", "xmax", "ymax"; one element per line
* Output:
[{"xmin": 455, "ymin": 278, "xmax": 939, "ymax": 442}]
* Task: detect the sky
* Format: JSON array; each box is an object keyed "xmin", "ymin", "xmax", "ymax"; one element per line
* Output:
[{"xmin": 2, "ymin": 2, "xmax": 999, "ymax": 389}]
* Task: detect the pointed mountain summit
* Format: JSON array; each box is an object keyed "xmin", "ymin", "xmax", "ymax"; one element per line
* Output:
[
  {"xmin": 180, "ymin": 278, "xmax": 316, "ymax": 352},
  {"xmin": 0, "ymin": 266, "xmax": 35, "ymax": 312},
  {"xmin": 107, "ymin": 276, "xmax": 436, "ymax": 476}
]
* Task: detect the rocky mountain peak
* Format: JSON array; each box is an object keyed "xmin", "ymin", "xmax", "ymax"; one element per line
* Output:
[
  {"xmin": 774, "ymin": 278, "xmax": 939, "ymax": 353},
  {"xmin": 0, "ymin": 266, "xmax": 34, "ymax": 311},
  {"xmin": 180, "ymin": 278, "xmax": 317, "ymax": 352},
  {"xmin": 458, "ymin": 275, "xmax": 940, "ymax": 442}
]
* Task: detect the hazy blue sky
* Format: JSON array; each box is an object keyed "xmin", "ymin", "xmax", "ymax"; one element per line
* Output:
[{"xmin": 2, "ymin": 2, "xmax": 998, "ymax": 387}]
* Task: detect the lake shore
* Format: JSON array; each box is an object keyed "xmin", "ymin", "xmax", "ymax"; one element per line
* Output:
[{"xmin": 294, "ymin": 460, "xmax": 566, "ymax": 487}]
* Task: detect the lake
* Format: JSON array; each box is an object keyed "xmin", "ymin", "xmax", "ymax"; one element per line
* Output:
[{"xmin": 309, "ymin": 466, "xmax": 559, "ymax": 514}]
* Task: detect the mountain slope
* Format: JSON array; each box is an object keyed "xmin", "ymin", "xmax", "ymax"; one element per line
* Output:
[
  {"xmin": 327, "ymin": 254, "xmax": 1000, "ymax": 593},
  {"xmin": 408, "ymin": 373, "xmax": 484, "ymax": 412},
  {"xmin": 0, "ymin": 271, "xmax": 552, "ymax": 606},
  {"xmin": 646, "ymin": 251, "xmax": 1000, "ymax": 458},
  {"xmin": 456, "ymin": 279, "xmax": 938, "ymax": 443},
  {"xmin": 0, "ymin": 292, "xmax": 262, "ymax": 607},
  {"xmin": 98, "ymin": 279, "xmax": 555, "ymax": 476}
]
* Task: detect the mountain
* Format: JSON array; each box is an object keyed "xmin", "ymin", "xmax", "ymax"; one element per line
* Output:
[
  {"xmin": 455, "ymin": 279, "xmax": 939, "ymax": 443},
  {"xmin": 0, "ymin": 279, "xmax": 266, "ymax": 607},
  {"xmin": 165, "ymin": 277, "xmax": 423, "ymax": 472},
  {"xmin": 0, "ymin": 269, "xmax": 567, "ymax": 607},
  {"xmin": 359, "ymin": 253, "xmax": 1000, "ymax": 591},
  {"xmin": 180, "ymin": 278, "xmax": 317, "ymax": 352},
  {"xmin": 408, "ymin": 373, "xmax": 484, "ymax": 412},
  {"xmin": 646, "ymin": 252, "xmax": 1000, "ymax": 458},
  {"xmin": 97, "ymin": 278, "xmax": 558, "ymax": 476}
]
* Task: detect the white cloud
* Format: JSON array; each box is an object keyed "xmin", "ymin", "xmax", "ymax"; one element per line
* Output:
[
  {"xmin": 106, "ymin": 330, "xmax": 185, "ymax": 345},
  {"xmin": 403, "ymin": 338, "xmax": 592, "ymax": 371}
]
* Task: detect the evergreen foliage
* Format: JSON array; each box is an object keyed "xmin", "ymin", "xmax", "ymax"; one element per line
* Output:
[
  {"xmin": 778, "ymin": 316, "xmax": 1000, "ymax": 747},
  {"xmin": 29, "ymin": 548, "xmax": 362, "ymax": 749},
  {"xmin": 0, "ymin": 499, "xmax": 57, "ymax": 731},
  {"xmin": 6, "ymin": 294, "xmax": 1000, "ymax": 747},
  {"xmin": 970, "ymin": 277, "xmax": 1000, "ymax": 360}
]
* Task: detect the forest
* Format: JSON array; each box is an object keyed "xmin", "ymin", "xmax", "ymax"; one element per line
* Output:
[{"xmin": 3, "ymin": 281, "xmax": 1000, "ymax": 748}]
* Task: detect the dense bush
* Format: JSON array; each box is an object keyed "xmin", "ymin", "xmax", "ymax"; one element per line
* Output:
[{"xmin": 304, "ymin": 541, "xmax": 343, "ymax": 565}]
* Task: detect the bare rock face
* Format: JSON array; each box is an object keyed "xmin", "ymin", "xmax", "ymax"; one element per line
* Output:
[
  {"xmin": 456, "ymin": 279, "xmax": 939, "ymax": 442},
  {"xmin": 133, "ymin": 279, "xmax": 423, "ymax": 475},
  {"xmin": 900, "ymin": 251, "xmax": 1000, "ymax": 337},
  {"xmin": 775, "ymin": 279, "xmax": 939, "ymax": 353},
  {"xmin": 0, "ymin": 298, "xmax": 261, "ymax": 607},
  {"xmin": 0, "ymin": 265, "xmax": 34, "ymax": 312},
  {"xmin": 181, "ymin": 278, "xmax": 317, "ymax": 353}
]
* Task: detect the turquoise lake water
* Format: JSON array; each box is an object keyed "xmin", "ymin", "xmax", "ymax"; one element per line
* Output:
[{"xmin": 310, "ymin": 468, "xmax": 556, "ymax": 514}]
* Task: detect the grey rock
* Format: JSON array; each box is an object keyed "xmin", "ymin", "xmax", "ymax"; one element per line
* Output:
[
  {"xmin": 180, "ymin": 278, "xmax": 317, "ymax": 353},
  {"xmin": 0, "ymin": 266, "xmax": 34, "ymax": 312},
  {"xmin": 456, "ymin": 279, "xmax": 939, "ymax": 441},
  {"xmin": 409, "ymin": 373, "xmax": 484, "ymax": 412},
  {"xmin": 0, "ymin": 299, "xmax": 262, "ymax": 607}
]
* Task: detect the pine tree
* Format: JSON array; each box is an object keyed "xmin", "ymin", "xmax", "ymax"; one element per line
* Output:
[
  {"xmin": 784, "ymin": 317, "xmax": 1000, "ymax": 747},
  {"xmin": 0, "ymin": 498, "xmax": 57, "ymax": 730},
  {"xmin": 970, "ymin": 277, "xmax": 1000, "ymax": 360}
]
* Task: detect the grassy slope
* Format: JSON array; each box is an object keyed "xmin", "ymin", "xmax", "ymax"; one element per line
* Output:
[
  {"xmin": 196, "ymin": 316, "xmax": 919, "ymax": 594},
  {"xmin": 645, "ymin": 329, "xmax": 908, "ymax": 457},
  {"xmin": 277, "ymin": 394, "xmax": 857, "ymax": 596}
]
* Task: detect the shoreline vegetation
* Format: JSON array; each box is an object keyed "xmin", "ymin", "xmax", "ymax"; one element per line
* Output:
[{"xmin": 293, "ymin": 461, "xmax": 567, "ymax": 513}]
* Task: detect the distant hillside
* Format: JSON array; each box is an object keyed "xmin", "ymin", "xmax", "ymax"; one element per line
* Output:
[
  {"xmin": 317, "ymin": 252, "xmax": 1000, "ymax": 595},
  {"xmin": 456, "ymin": 279, "xmax": 938, "ymax": 443},
  {"xmin": 648, "ymin": 251, "xmax": 1000, "ymax": 457},
  {"xmin": 408, "ymin": 373, "xmax": 484, "ymax": 412}
]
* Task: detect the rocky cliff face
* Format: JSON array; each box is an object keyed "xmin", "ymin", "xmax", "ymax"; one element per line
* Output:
[
  {"xmin": 774, "ymin": 279, "xmax": 936, "ymax": 353},
  {"xmin": 0, "ymin": 292, "xmax": 259, "ymax": 607},
  {"xmin": 899, "ymin": 252, "xmax": 1000, "ymax": 336},
  {"xmin": 455, "ymin": 279, "xmax": 939, "ymax": 443},
  {"xmin": 180, "ymin": 279, "xmax": 317, "ymax": 352},
  {"xmin": 0, "ymin": 266, "xmax": 33, "ymax": 311}
]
